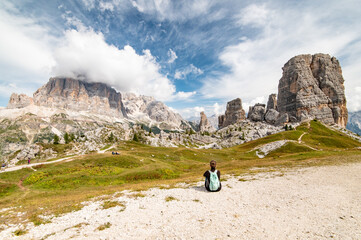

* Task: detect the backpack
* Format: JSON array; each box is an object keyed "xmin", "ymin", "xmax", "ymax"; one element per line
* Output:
[{"xmin": 208, "ymin": 170, "xmax": 220, "ymax": 191}]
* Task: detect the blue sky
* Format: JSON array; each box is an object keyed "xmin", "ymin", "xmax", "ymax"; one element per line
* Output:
[{"xmin": 1, "ymin": 0, "xmax": 361, "ymax": 119}]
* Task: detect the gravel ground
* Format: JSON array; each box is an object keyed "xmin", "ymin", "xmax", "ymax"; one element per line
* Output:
[{"xmin": 1, "ymin": 162, "xmax": 360, "ymax": 240}]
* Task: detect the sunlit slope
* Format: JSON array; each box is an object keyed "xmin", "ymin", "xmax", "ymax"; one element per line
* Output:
[{"xmin": 1, "ymin": 120, "xmax": 360, "ymax": 225}]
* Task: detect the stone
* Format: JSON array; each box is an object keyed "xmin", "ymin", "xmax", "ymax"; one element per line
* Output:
[
  {"xmin": 275, "ymin": 113, "xmax": 289, "ymax": 126},
  {"xmin": 277, "ymin": 53, "xmax": 347, "ymax": 127},
  {"xmin": 199, "ymin": 112, "xmax": 216, "ymax": 133},
  {"xmin": 267, "ymin": 94, "xmax": 277, "ymax": 110},
  {"xmin": 265, "ymin": 109, "xmax": 280, "ymax": 124},
  {"xmin": 7, "ymin": 93, "xmax": 34, "ymax": 109},
  {"xmin": 248, "ymin": 104, "xmax": 266, "ymax": 122},
  {"xmin": 218, "ymin": 98, "xmax": 246, "ymax": 128},
  {"xmin": 33, "ymin": 77, "xmax": 127, "ymax": 118}
]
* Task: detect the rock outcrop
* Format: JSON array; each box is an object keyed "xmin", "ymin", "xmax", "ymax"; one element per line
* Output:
[
  {"xmin": 199, "ymin": 112, "xmax": 216, "ymax": 133},
  {"xmin": 248, "ymin": 104, "xmax": 266, "ymax": 122},
  {"xmin": 32, "ymin": 77, "xmax": 127, "ymax": 118},
  {"xmin": 122, "ymin": 93, "xmax": 189, "ymax": 129},
  {"xmin": 277, "ymin": 53, "xmax": 347, "ymax": 127},
  {"xmin": 7, "ymin": 93, "xmax": 34, "ymax": 109},
  {"xmin": 267, "ymin": 94, "xmax": 277, "ymax": 110},
  {"xmin": 218, "ymin": 98, "xmax": 246, "ymax": 128},
  {"xmin": 265, "ymin": 109, "xmax": 280, "ymax": 125}
]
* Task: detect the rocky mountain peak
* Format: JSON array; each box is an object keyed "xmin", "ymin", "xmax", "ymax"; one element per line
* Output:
[
  {"xmin": 199, "ymin": 111, "xmax": 216, "ymax": 133},
  {"xmin": 8, "ymin": 93, "xmax": 34, "ymax": 109},
  {"xmin": 277, "ymin": 53, "xmax": 347, "ymax": 127},
  {"xmin": 32, "ymin": 77, "xmax": 127, "ymax": 118},
  {"xmin": 218, "ymin": 98, "xmax": 246, "ymax": 128}
]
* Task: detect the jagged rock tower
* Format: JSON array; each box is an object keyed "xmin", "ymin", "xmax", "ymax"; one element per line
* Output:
[
  {"xmin": 199, "ymin": 111, "xmax": 216, "ymax": 133},
  {"xmin": 277, "ymin": 53, "xmax": 348, "ymax": 127},
  {"xmin": 218, "ymin": 98, "xmax": 246, "ymax": 128}
]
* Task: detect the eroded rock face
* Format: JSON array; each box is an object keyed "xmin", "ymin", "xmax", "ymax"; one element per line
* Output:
[
  {"xmin": 248, "ymin": 104, "xmax": 266, "ymax": 122},
  {"xmin": 277, "ymin": 54, "xmax": 347, "ymax": 127},
  {"xmin": 33, "ymin": 77, "xmax": 127, "ymax": 117},
  {"xmin": 7, "ymin": 93, "xmax": 34, "ymax": 109},
  {"xmin": 265, "ymin": 109, "xmax": 280, "ymax": 125},
  {"xmin": 267, "ymin": 94, "xmax": 277, "ymax": 111},
  {"xmin": 218, "ymin": 98, "xmax": 246, "ymax": 128},
  {"xmin": 199, "ymin": 111, "xmax": 216, "ymax": 133}
]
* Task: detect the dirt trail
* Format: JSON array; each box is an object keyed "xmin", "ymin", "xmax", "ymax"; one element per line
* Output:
[{"xmin": 1, "ymin": 144, "xmax": 115, "ymax": 174}]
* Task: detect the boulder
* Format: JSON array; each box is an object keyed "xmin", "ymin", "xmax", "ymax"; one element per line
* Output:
[
  {"xmin": 275, "ymin": 113, "xmax": 289, "ymax": 126},
  {"xmin": 265, "ymin": 109, "xmax": 280, "ymax": 124},
  {"xmin": 248, "ymin": 103, "xmax": 266, "ymax": 122}
]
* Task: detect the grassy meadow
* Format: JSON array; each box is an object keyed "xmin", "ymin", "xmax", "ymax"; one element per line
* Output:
[{"xmin": 0, "ymin": 120, "xmax": 361, "ymax": 225}]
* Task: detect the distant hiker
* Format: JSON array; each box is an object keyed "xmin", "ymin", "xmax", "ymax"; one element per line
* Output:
[
  {"xmin": 28, "ymin": 158, "xmax": 31, "ymax": 164},
  {"xmin": 203, "ymin": 160, "xmax": 221, "ymax": 192}
]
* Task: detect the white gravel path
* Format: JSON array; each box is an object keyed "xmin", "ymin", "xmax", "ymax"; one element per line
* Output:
[{"xmin": 1, "ymin": 162, "xmax": 360, "ymax": 240}]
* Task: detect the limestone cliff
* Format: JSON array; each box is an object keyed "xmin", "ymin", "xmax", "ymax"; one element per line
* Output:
[
  {"xmin": 199, "ymin": 111, "xmax": 216, "ymax": 133},
  {"xmin": 218, "ymin": 98, "xmax": 246, "ymax": 128},
  {"xmin": 277, "ymin": 53, "xmax": 347, "ymax": 127},
  {"xmin": 32, "ymin": 77, "xmax": 127, "ymax": 118}
]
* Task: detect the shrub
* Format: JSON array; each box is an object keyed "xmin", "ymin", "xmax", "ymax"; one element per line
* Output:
[{"xmin": 53, "ymin": 134, "xmax": 59, "ymax": 144}]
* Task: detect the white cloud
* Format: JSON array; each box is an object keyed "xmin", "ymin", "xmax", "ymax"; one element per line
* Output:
[
  {"xmin": 170, "ymin": 91, "xmax": 197, "ymax": 101},
  {"xmin": 0, "ymin": 4, "xmax": 55, "ymax": 78},
  {"xmin": 99, "ymin": 1, "xmax": 115, "ymax": 11},
  {"xmin": 131, "ymin": 0, "xmax": 214, "ymax": 21},
  {"xmin": 174, "ymin": 64, "xmax": 203, "ymax": 79},
  {"xmin": 201, "ymin": 1, "xmax": 361, "ymax": 111},
  {"xmin": 167, "ymin": 49, "xmax": 177, "ymax": 63},
  {"xmin": 238, "ymin": 4, "xmax": 271, "ymax": 27},
  {"xmin": 81, "ymin": 0, "xmax": 96, "ymax": 10},
  {"xmin": 52, "ymin": 28, "xmax": 179, "ymax": 101},
  {"xmin": 212, "ymin": 102, "xmax": 225, "ymax": 116},
  {"xmin": 176, "ymin": 106, "xmax": 205, "ymax": 119},
  {"xmin": 0, "ymin": 82, "xmax": 33, "ymax": 99}
]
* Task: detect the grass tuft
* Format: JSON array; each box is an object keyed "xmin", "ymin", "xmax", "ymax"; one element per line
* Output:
[
  {"xmin": 97, "ymin": 222, "xmax": 111, "ymax": 231},
  {"xmin": 13, "ymin": 228, "xmax": 27, "ymax": 236},
  {"xmin": 165, "ymin": 196, "xmax": 178, "ymax": 202}
]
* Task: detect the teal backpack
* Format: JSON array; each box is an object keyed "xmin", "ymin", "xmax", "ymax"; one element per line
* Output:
[{"xmin": 208, "ymin": 170, "xmax": 220, "ymax": 191}]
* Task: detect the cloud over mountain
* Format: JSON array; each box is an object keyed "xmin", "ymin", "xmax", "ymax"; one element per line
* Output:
[{"xmin": 52, "ymin": 27, "xmax": 178, "ymax": 101}]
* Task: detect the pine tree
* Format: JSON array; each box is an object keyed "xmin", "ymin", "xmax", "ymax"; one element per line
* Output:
[
  {"xmin": 64, "ymin": 132, "xmax": 70, "ymax": 144},
  {"xmin": 53, "ymin": 134, "xmax": 59, "ymax": 144},
  {"xmin": 284, "ymin": 125, "xmax": 288, "ymax": 131},
  {"xmin": 108, "ymin": 132, "xmax": 114, "ymax": 142},
  {"xmin": 133, "ymin": 133, "xmax": 139, "ymax": 142},
  {"xmin": 70, "ymin": 133, "xmax": 75, "ymax": 142}
]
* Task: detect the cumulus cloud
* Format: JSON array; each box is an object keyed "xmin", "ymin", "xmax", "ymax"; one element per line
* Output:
[
  {"xmin": 52, "ymin": 27, "xmax": 189, "ymax": 101},
  {"xmin": 174, "ymin": 64, "xmax": 203, "ymax": 79},
  {"xmin": 201, "ymin": 1, "xmax": 361, "ymax": 111},
  {"xmin": 0, "ymin": 3, "xmax": 55, "ymax": 78},
  {"xmin": 167, "ymin": 49, "xmax": 177, "ymax": 63},
  {"xmin": 212, "ymin": 102, "xmax": 225, "ymax": 116},
  {"xmin": 171, "ymin": 91, "xmax": 197, "ymax": 101},
  {"xmin": 175, "ymin": 106, "xmax": 205, "ymax": 119}
]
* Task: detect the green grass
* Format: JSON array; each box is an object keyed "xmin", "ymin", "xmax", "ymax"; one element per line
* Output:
[
  {"xmin": 0, "ymin": 120, "xmax": 360, "ymax": 225},
  {"xmin": 97, "ymin": 222, "xmax": 111, "ymax": 231}
]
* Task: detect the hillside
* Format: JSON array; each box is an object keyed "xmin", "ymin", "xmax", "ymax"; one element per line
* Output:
[{"xmin": 1, "ymin": 120, "xmax": 360, "ymax": 229}]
